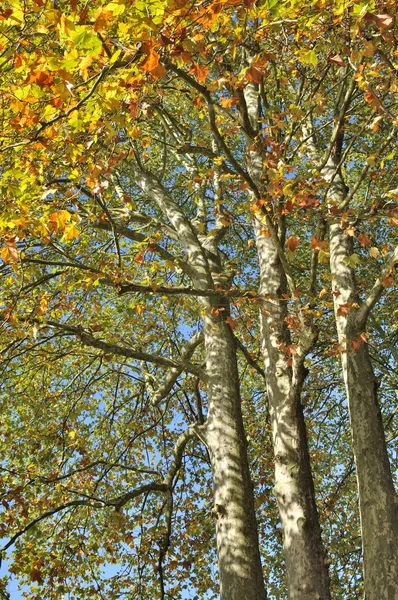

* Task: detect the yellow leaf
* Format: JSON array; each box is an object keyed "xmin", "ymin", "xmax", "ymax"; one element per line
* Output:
[
  {"xmin": 369, "ymin": 247, "xmax": 380, "ymax": 258},
  {"xmin": 318, "ymin": 250, "xmax": 330, "ymax": 264},
  {"xmin": 61, "ymin": 223, "xmax": 80, "ymax": 241},
  {"xmin": 298, "ymin": 49, "xmax": 318, "ymax": 67},
  {"xmin": 1, "ymin": 246, "xmax": 19, "ymax": 263}
]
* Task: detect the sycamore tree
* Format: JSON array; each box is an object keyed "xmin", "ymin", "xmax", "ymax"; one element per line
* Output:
[{"xmin": 0, "ymin": 1, "xmax": 397, "ymax": 600}]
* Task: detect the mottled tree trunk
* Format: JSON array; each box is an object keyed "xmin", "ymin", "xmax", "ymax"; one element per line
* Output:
[
  {"xmin": 202, "ymin": 307, "xmax": 267, "ymax": 600},
  {"xmin": 254, "ymin": 225, "xmax": 331, "ymax": 600},
  {"xmin": 244, "ymin": 82, "xmax": 331, "ymax": 600},
  {"xmin": 329, "ymin": 218, "xmax": 398, "ymax": 600},
  {"xmin": 135, "ymin": 167, "xmax": 267, "ymax": 599}
]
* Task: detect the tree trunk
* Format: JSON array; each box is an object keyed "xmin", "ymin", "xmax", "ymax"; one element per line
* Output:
[
  {"xmin": 244, "ymin": 82, "xmax": 331, "ymax": 599},
  {"xmin": 254, "ymin": 225, "xmax": 331, "ymax": 600},
  {"xmin": 134, "ymin": 167, "xmax": 267, "ymax": 599},
  {"xmin": 202, "ymin": 306, "xmax": 267, "ymax": 600},
  {"xmin": 329, "ymin": 220, "xmax": 398, "ymax": 600}
]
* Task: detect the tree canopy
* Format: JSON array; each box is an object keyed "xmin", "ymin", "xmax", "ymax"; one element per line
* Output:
[{"xmin": 0, "ymin": 0, "xmax": 397, "ymax": 599}]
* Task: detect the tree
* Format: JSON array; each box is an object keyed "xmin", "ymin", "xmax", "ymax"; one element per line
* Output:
[{"xmin": 0, "ymin": 0, "xmax": 397, "ymax": 599}]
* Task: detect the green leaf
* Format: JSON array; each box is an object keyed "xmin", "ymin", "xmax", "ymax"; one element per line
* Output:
[
  {"xmin": 73, "ymin": 27, "xmax": 102, "ymax": 57},
  {"xmin": 343, "ymin": 253, "xmax": 361, "ymax": 268}
]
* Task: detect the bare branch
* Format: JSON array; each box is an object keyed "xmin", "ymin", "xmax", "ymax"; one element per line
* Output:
[
  {"xmin": 356, "ymin": 245, "xmax": 398, "ymax": 328},
  {"xmin": 44, "ymin": 321, "xmax": 206, "ymax": 379},
  {"xmin": 234, "ymin": 336, "xmax": 265, "ymax": 378},
  {"xmin": 147, "ymin": 332, "xmax": 204, "ymax": 405}
]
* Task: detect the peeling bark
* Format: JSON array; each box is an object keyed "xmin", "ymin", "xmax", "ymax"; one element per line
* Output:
[{"xmin": 255, "ymin": 226, "xmax": 331, "ymax": 600}]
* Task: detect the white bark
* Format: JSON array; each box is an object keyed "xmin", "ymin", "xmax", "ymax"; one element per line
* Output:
[
  {"xmin": 203, "ymin": 309, "xmax": 267, "ymax": 600},
  {"xmin": 244, "ymin": 84, "xmax": 331, "ymax": 599},
  {"xmin": 326, "ymin": 160, "xmax": 398, "ymax": 600},
  {"xmin": 133, "ymin": 164, "xmax": 267, "ymax": 599}
]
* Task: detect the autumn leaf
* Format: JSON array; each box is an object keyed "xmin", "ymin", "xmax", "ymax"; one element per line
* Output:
[
  {"xmin": 189, "ymin": 64, "xmax": 209, "ymax": 83},
  {"xmin": 364, "ymin": 13, "xmax": 393, "ymax": 29},
  {"xmin": 61, "ymin": 223, "xmax": 80, "ymax": 241},
  {"xmin": 226, "ymin": 316, "xmax": 238, "ymax": 330},
  {"xmin": 358, "ymin": 233, "xmax": 371, "ymax": 246},
  {"xmin": 142, "ymin": 44, "xmax": 162, "ymax": 72},
  {"xmin": 1, "ymin": 245, "xmax": 19, "ymax": 263},
  {"xmin": 50, "ymin": 210, "xmax": 72, "ymax": 233},
  {"xmin": 35, "ymin": 296, "xmax": 49, "ymax": 315},
  {"xmin": 73, "ymin": 26, "xmax": 103, "ymax": 57},
  {"xmin": 336, "ymin": 303, "xmax": 355, "ymax": 317},
  {"xmin": 286, "ymin": 236, "xmax": 299, "ymax": 252},
  {"xmin": 310, "ymin": 237, "xmax": 327, "ymax": 252},
  {"xmin": 220, "ymin": 97, "xmax": 237, "ymax": 108},
  {"xmin": 381, "ymin": 275, "xmax": 394, "ymax": 288},
  {"xmin": 328, "ymin": 54, "xmax": 344, "ymax": 66},
  {"xmin": 369, "ymin": 246, "xmax": 380, "ymax": 258},
  {"xmin": 343, "ymin": 253, "xmax": 360, "ymax": 268}
]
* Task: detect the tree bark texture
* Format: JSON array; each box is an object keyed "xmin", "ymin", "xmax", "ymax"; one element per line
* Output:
[
  {"xmin": 134, "ymin": 165, "xmax": 267, "ymax": 600},
  {"xmin": 244, "ymin": 82, "xmax": 331, "ymax": 600},
  {"xmin": 254, "ymin": 225, "xmax": 331, "ymax": 600},
  {"xmin": 202, "ymin": 307, "xmax": 267, "ymax": 600},
  {"xmin": 329, "ymin": 219, "xmax": 398, "ymax": 600},
  {"xmin": 325, "ymin": 158, "xmax": 398, "ymax": 600}
]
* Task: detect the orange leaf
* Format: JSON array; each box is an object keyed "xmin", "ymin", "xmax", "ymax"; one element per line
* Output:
[
  {"xmin": 358, "ymin": 233, "xmax": 371, "ymax": 246},
  {"xmin": 142, "ymin": 43, "xmax": 161, "ymax": 73},
  {"xmin": 190, "ymin": 64, "xmax": 209, "ymax": 83},
  {"xmin": 220, "ymin": 97, "xmax": 237, "ymax": 108},
  {"xmin": 310, "ymin": 236, "xmax": 327, "ymax": 252},
  {"xmin": 1, "ymin": 246, "xmax": 19, "ymax": 263},
  {"xmin": 226, "ymin": 316, "xmax": 238, "ymax": 331},
  {"xmin": 286, "ymin": 236, "xmax": 299, "ymax": 253}
]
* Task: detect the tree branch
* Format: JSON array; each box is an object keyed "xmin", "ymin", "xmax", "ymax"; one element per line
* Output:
[
  {"xmin": 44, "ymin": 321, "xmax": 206, "ymax": 379},
  {"xmin": 356, "ymin": 245, "xmax": 398, "ymax": 328},
  {"xmin": 145, "ymin": 332, "xmax": 204, "ymax": 405}
]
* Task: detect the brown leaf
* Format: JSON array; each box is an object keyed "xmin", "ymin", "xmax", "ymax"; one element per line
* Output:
[
  {"xmin": 336, "ymin": 303, "xmax": 354, "ymax": 317},
  {"xmin": 381, "ymin": 275, "xmax": 394, "ymax": 288},
  {"xmin": 226, "ymin": 316, "xmax": 238, "ymax": 331},
  {"xmin": 328, "ymin": 53, "xmax": 345, "ymax": 66},
  {"xmin": 364, "ymin": 13, "xmax": 393, "ymax": 29},
  {"xmin": 358, "ymin": 233, "xmax": 372, "ymax": 246},
  {"xmin": 189, "ymin": 64, "xmax": 209, "ymax": 83}
]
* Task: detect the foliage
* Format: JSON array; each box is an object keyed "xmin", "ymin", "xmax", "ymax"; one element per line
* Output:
[{"xmin": 0, "ymin": 0, "xmax": 397, "ymax": 598}]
